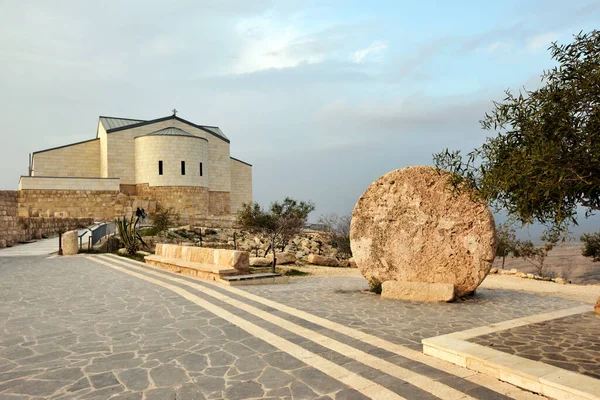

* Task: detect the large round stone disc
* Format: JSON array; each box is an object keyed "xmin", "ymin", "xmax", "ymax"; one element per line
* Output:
[{"xmin": 350, "ymin": 166, "xmax": 496, "ymax": 297}]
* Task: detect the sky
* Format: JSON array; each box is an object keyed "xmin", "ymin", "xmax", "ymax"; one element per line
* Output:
[{"xmin": 0, "ymin": 0, "xmax": 598, "ymax": 239}]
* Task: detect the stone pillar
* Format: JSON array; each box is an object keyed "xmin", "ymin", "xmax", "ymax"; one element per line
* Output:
[{"xmin": 62, "ymin": 230, "xmax": 79, "ymax": 255}]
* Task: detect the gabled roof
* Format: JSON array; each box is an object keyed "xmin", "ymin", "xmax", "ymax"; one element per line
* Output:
[
  {"xmin": 137, "ymin": 127, "xmax": 207, "ymax": 140},
  {"xmin": 98, "ymin": 115, "xmax": 230, "ymax": 143},
  {"xmin": 99, "ymin": 116, "xmax": 144, "ymax": 130}
]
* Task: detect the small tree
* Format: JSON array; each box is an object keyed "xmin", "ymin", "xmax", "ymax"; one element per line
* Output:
[
  {"xmin": 496, "ymin": 221, "xmax": 519, "ymax": 269},
  {"xmin": 581, "ymin": 232, "xmax": 600, "ymax": 262},
  {"xmin": 317, "ymin": 213, "xmax": 352, "ymax": 259},
  {"xmin": 153, "ymin": 204, "xmax": 180, "ymax": 234},
  {"xmin": 514, "ymin": 232, "xmax": 558, "ymax": 277},
  {"xmin": 237, "ymin": 197, "xmax": 315, "ymax": 273}
]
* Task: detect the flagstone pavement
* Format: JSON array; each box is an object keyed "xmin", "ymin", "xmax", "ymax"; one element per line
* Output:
[{"xmin": 0, "ymin": 253, "xmax": 590, "ymax": 399}]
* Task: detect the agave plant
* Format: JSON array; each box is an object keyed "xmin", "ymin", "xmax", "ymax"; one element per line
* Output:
[{"xmin": 116, "ymin": 216, "xmax": 148, "ymax": 255}]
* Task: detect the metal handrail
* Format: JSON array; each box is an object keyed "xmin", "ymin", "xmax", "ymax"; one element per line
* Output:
[{"xmin": 78, "ymin": 222, "xmax": 116, "ymax": 250}]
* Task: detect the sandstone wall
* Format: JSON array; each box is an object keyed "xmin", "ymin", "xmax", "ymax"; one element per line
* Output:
[
  {"xmin": 209, "ymin": 191, "xmax": 230, "ymax": 217},
  {"xmin": 33, "ymin": 139, "xmax": 100, "ymax": 178},
  {"xmin": 0, "ymin": 191, "xmax": 19, "ymax": 248},
  {"xmin": 19, "ymin": 177, "xmax": 120, "ymax": 191},
  {"xmin": 135, "ymin": 184, "xmax": 209, "ymax": 222},
  {"xmin": 98, "ymin": 122, "xmax": 108, "ymax": 178},
  {"xmin": 18, "ymin": 190, "xmax": 131, "ymax": 220},
  {"xmin": 103, "ymin": 120, "xmax": 231, "ymax": 192},
  {"xmin": 135, "ymin": 134, "xmax": 208, "ymax": 187},
  {"xmin": 230, "ymin": 158, "xmax": 252, "ymax": 214},
  {"xmin": 0, "ymin": 190, "xmax": 93, "ymax": 248}
]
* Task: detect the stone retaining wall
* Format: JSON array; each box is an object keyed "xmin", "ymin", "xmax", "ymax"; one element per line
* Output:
[
  {"xmin": 208, "ymin": 191, "xmax": 230, "ymax": 217},
  {"xmin": 18, "ymin": 190, "xmax": 131, "ymax": 220},
  {"xmin": 0, "ymin": 190, "xmax": 93, "ymax": 247},
  {"xmin": 135, "ymin": 184, "xmax": 209, "ymax": 222},
  {"xmin": 0, "ymin": 191, "xmax": 19, "ymax": 248},
  {"xmin": 2, "ymin": 183, "xmax": 235, "ymax": 246}
]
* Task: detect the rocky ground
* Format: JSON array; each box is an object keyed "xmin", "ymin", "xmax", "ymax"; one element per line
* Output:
[
  {"xmin": 493, "ymin": 242, "xmax": 600, "ymax": 284},
  {"xmin": 137, "ymin": 226, "xmax": 351, "ymax": 267}
]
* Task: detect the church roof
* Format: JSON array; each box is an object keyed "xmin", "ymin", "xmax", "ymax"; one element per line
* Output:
[
  {"xmin": 139, "ymin": 127, "xmax": 205, "ymax": 139},
  {"xmin": 98, "ymin": 114, "xmax": 230, "ymax": 143},
  {"xmin": 99, "ymin": 117, "xmax": 144, "ymax": 130}
]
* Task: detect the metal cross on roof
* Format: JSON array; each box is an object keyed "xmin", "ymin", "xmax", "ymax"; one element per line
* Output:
[{"xmin": 172, "ymin": 108, "xmax": 178, "ymax": 116}]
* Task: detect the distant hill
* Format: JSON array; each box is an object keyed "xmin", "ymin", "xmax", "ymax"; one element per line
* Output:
[{"xmin": 493, "ymin": 242, "xmax": 600, "ymax": 284}]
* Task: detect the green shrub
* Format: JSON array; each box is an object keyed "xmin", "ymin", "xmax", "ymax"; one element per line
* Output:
[
  {"xmin": 284, "ymin": 269, "xmax": 310, "ymax": 276},
  {"xmin": 138, "ymin": 226, "xmax": 158, "ymax": 237},
  {"xmin": 153, "ymin": 204, "xmax": 180, "ymax": 233},
  {"xmin": 368, "ymin": 278, "xmax": 382, "ymax": 294}
]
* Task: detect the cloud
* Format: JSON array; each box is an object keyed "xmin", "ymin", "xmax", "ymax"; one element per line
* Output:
[
  {"xmin": 527, "ymin": 32, "xmax": 559, "ymax": 50},
  {"xmin": 477, "ymin": 41, "xmax": 513, "ymax": 54},
  {"xmin": 352, "ymin": 41, "xmax": 387, "ymax": 64}
]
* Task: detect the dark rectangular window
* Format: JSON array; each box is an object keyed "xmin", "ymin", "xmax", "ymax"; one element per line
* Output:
[
  {"xmin": 199, "ymin": 162, "xmax": 203, "ymax": 176},
  {"xmin": 158, "ymin": 160, "xmax": 163, "ymax": 175},
  {"xmin": 181, "ymin": 161, "xmax": 185, "ymax": 175}
]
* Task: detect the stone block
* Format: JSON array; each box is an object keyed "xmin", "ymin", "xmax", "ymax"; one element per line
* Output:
[
  {"xmin": 250, "ymin": 257, "xmax": 271, "ymax": 267},
  {"xmin": 595, "ymin": 297, "xmax": 600, "ymax": 315},
  {"xmin": 307, "ymin": 254, "xmax": 339, "ymax": 267},
  {"xmin": 266, "ymin": 252, "xmax": 296, "ymax": 265},
  {"xmin": 381, "ymin": 281, "xmax": 455, "ymax": 302},
  {"xmin": 185, "ymin": 247, "xmax": 214, "ymax": 264},
  {"xmin": 62, "ymin": 230, "xmax": 79, "ymax": 255}
]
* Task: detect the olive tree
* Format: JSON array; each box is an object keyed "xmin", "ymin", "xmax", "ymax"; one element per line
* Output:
[
  {"xmin": 237, "ymin": 197, "xmax": 315, "ymax": 273},
  {"xmin": 581, "ymin": 231, "xmax": 600, "ymax": 262},
  {"xmin": 434, "ymin": 31, "xmax": 600, "ymax": 235},
  {"xmin": 513, "ymin": 232, "xmax": 559, "ymax": 277}
]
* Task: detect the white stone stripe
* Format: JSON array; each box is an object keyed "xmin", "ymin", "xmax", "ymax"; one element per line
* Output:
[
  {"xmin": 88, "ymin": 256, "xmax": 404, "ymax": 400},
  {"xmin": 99, "ymin": 255, "xmax": 476, "ymax": 400},
  {"xmin": 422, "ymin": 305, "xmax": 597, "ymax": 400},
  {"xmin": 47, "ymin": 255, "xmax": 58, "ymax": 259},
  {"xmin": 103, "ymin": 254, "xmax": 545, "ymax": 399}
]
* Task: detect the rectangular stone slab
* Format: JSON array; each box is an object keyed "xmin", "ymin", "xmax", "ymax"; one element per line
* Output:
[{"xmin": 381, "ymin": 281, "xmax": 455, "ymax": 302}]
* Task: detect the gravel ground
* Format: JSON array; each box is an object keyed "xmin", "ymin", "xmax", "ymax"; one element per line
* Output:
[
  {"xmin": 480, "ymin": 274, "xmax": 600, "ymax": 304},
  {"xmin": 280, "ymin": 264, "xmax": 600, "ymax": 304}
]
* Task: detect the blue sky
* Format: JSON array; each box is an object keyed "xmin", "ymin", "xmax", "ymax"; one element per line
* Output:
[{"xmin": 0, "ymin": 0, "xmax": 598, "ymax": 238}]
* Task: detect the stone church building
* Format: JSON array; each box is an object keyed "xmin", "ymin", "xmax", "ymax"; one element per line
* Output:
[{"xmin": 18, "ymin": 113, "xmax": 252, "ymax": 222}]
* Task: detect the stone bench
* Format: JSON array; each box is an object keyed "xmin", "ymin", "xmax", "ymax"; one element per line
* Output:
[{"xmin": 145, "ymin": 243, "xmax": 249, "ymax": 281}]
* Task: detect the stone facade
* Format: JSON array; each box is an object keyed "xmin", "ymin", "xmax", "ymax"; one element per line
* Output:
[
  {"xmin": 19, "ymin": 177, "xmax": 120, "ymax": 191},
  {"xmin": 208, "ymin": 191, "xmax": 231, "ymax": 217},
  {"xmin": 0, "ymin": 190, "xmax": 93, "ymax": 248},
  {"xmin": 135, "ymin": 184, "xmax": 208, "ymax": 220},
  {"xmin": 32, "ymin": 138, "xmax": 100, "ymax": 178},
  {"xmin": 22, "ymin": 114, "xmax": 252, "ymax": 222},
  {"xmin": 230, "ymin": 158, "xmax": 252, "ymax": 214},
  {"xmin": 18, "ymin": 190, "xmax": 131, "ymax": 220}
]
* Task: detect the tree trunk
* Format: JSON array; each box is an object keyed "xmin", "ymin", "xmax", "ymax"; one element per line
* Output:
[
  {"xmin": 502, "ymin": 256, "xmax": 506, "ymax": 269},
  {"xmin": 271, "ymin": 242, "xmax": 277, "ymax": 274}
]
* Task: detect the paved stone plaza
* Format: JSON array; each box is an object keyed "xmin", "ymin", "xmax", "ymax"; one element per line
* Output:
[
  {"xmin": 0, "ymin": 254, "xmax": 592, "ymax": 399},
  {"xmin": 470, "ymin": 312, "xmax": 600, "ymax": 379}
]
